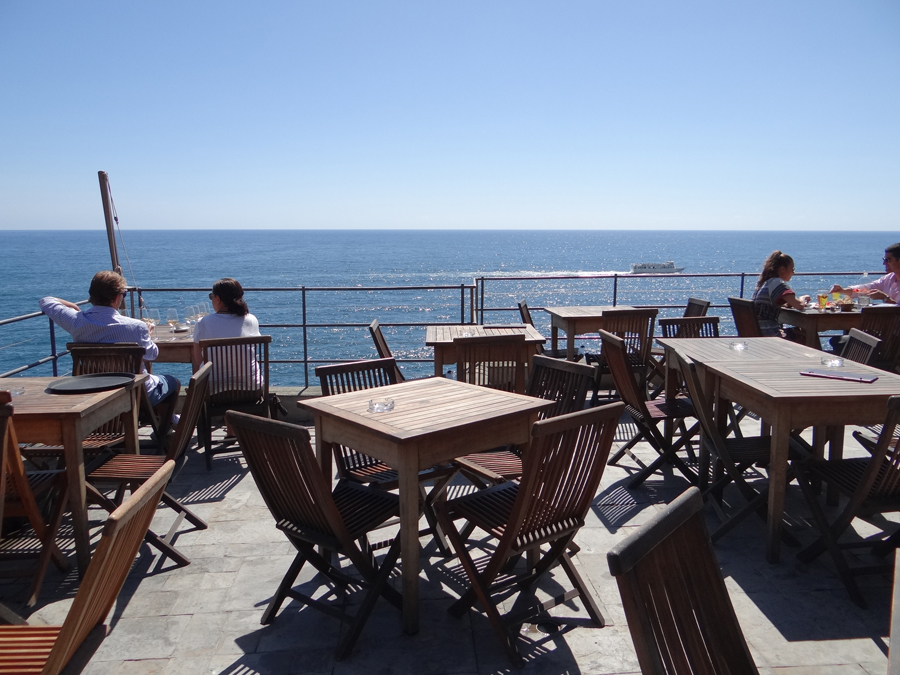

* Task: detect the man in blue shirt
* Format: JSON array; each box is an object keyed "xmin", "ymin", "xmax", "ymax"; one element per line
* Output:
[{"xmin": 39, "ymin": 270, "xmax": 181, "ymax": 434}]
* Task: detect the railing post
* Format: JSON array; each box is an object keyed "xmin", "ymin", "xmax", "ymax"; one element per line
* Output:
[
  {"xmin": 301, "ymin": 287, "xmax": 308, "ymax": 388},
  {"xmin": 613, "ymin": 274, "xmax": 618, "ymax": 307},
  {"xmin": 48, "ymin": 317, "xmax": 58, "ymax": 377},
  {"xmin": 740, "ymin": 273, "xmax": 746, "ymax": 298},
  {"xmin": 477, "ymin": 277, "xmax": 484, "ymax": 324},
  {"xmin": 460, "ymin": 284, "xmax": 465, "ymax": 324},
  {"xmin": 469, "ymin": 284, "xmax": 475, "ymax": 324}
]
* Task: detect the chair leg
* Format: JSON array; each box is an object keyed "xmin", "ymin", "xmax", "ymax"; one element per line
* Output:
[
  {"xmin": 335, "ymin": 537, "xmax": 402, "ymax": 660},
  {"xmin": 262, "ymin": 551, "xmax": 307, "ymax": 625},
  {"xmin": 26, "ymin": 482, "xmax": 71, "ymax": 607},
  {"xmin": 160, "ymin": 492, "xmax": 208, "ymax": 530},
  {"xmin": 558, "ymin": 551, "xmax": 605, "ymax": 627}
]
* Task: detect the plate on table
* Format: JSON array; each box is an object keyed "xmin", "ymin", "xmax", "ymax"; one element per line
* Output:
[{"xmin": 47, "ymin": 373, "xmax": 136, "ymax": 395}]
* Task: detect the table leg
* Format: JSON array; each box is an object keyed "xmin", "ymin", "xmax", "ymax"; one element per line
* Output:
[
  {"xmin": 551, "ymin": 326, "xmax": 559, "ymax": 354},
  {"xmin": 766, "ymin": 410, "xmax": 791, "ymax": 563},
  {"xmin": 62, "ymin": 425, "xmax": 90, "ymax": 574},
  {"xmin": 433, "ymin": 346, "xmax": 443, "ymax": 377},
  {"xmin": 123, "ymin": 386, "xmax": 140, "ymax": 455},
  {"xmin": 398, "ymin": 449, "xmax": 420, "ymax": 635},
  {"xmin": 567, "ymin": 330, "xmax": 576, "ymax": 361},
  {"xmin": 825, "ymin": 425, "xmax": 844, "ymax": 506}
]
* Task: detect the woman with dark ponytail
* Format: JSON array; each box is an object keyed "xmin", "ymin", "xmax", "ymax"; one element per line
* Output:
[
  {"xmin": 751, "ymin": 251, "xmax": 810, "ymax": 337},
  {"xmin": 193, "ymin": 278, "xmax": 260, "ymax": 343}
]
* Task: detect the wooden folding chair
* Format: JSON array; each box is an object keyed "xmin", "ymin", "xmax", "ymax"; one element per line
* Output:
[
  {"xmin": 368, "ymin": 319, "xmax": 406, "ymax": 382},
  {"xmin": 453, "ymin": 333, "xmax": 530, "ymax": 394},
  {"xmin": 659, "ymin": 316, "xmax": 720, "ymax": 339},
  {"xmin": 728, "ymin": 297, "xmax": 763, "ymax": 338},
  {"xmin": 585, "ymin": 307, "xmax": 658, "ymax": 402},
  {"xmin": 85, "ymin": 363, "xmax": 213, "ymax": 568},
  {"xmin": 226, "ymin": 411, "xmax": 402, "ymax": 660},
  {"xmin": 794, "ymin": 396, "xmax": 900, "ymax": 607},
  {"xmin": 601, "ymin": 330, "xmax": 699, "ymax": 488},
  {"xmin": 517, "ymin": 300, "xmax": 580, "ymax": 360},
  {"xmin": 437, "ymin": 403, "xmax": 622, "ymax": 666},
  {"xmin": 199, "ymin": 335, "xmax": 273, "ymax": 469},
  {"xmin": 676, "ymin": 352, "xmax": 781, "ymax": 543},
  {"xmin": 839, "ymin": 327, "xmax": 881, "ymax": 365},
  {"xmin": 607, "ymin": 486, "xmax": 760, "ymax": 674},
  {"xmin": 684, "ymin": 297, "xmax": 711, "ymax": 317},
  {"xmin": 0, "ymin": 392, "xmax": 69, "ymax": 607},
  {"xmin": 455, "ymin": 354, "xmax": 596, "ymax": 486},
  {"xmin": 316, "ymin": 358, "xmax": 456, "ymax": 553},
  {"xmin": 0, "ymin": 460, "xmax": 174, "ymax": 675},
  {"xmin": 857, "ymin": 306, "xmax": 900, "ymax": 372}
]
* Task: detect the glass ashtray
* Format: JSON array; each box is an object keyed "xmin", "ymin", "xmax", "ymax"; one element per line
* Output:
[
  {"xmin": 5, "ymin": 386, "xmax": 25, "ymax": 397},
  {"xmin": 368, "ymin": 398, "xmax": 395, "ymax": 413},
  {"xmin": 821, "ymin": 356, "xmax": 844, "ymax": 368},
  {"xmin": 729, "ymin": 341, "xmax": 748, "ymax": 351}
]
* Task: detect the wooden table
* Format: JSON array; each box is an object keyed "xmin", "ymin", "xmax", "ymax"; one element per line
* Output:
[
  {"xmin": 299, "ymin": 377, "xmax": 553, "ymax": 634},
  {"xmin": 544, "ymin": 306, "xmax": 634, "ymax": 361},
  {"xmin": 152, "ymin": 326, "xmax": 195, "ymax": 365},
  {"xmin": 659, "ymin": 341, "xmax": 900, "ymax": 563},
  {"xmin": 425, "ymin": 324, "xmax": 545, "ymax": 377},
  {"xmin": 7, "ymin": 375, "xmax": 145, "ymax": 573},
  {"xmin": 777, "ymin": 307, "xmax": 863, "ymax": 350}
]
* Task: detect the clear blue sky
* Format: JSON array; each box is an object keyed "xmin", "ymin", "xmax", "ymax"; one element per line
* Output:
[{"xmin": 1, "ymin": 1, "xmax": 897, "ymax": 230}]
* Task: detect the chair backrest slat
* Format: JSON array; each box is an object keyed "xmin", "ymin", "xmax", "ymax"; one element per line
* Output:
[
  {"xmin": 660, "ymin": 316, "xmax": 720, "ymax": 340},
  {"xmin": 454, "ymin": 334, "xmax": 529, "ymax": 394},
  {"xmin": 368, "ymin": 320, "xmax": 405, "ymax": 382},
  {"xmin": 728, "ymin": 297, "xmax": 763, "ymax": 338},
  {"xmin": 316, "ymin": 358, "xmax": 399, "ymax": 396},
  {"xmin": 601, "ymin": 308, "xmax": 658, "ymax": 367},
  {"xmin": 861, "ymin": 397, "xmax": 900, "ymax": 499},
  {"xmin": 42, "ymin": 460, "xmax": 175, "ymax": 675},
  {"xmin": 607, "ymin": 487, "xmax": 759, "ymax": 675}
]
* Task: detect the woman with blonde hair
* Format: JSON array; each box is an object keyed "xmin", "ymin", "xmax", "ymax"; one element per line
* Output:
[{"xmin": 752, "ymin": 251, "xmax": 810, "ymax": 337}]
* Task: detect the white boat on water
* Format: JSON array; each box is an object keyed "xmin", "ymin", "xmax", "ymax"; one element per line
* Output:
[{"xmin": 629, "ymin": 261, "xmax": 685, "ymax": 274}]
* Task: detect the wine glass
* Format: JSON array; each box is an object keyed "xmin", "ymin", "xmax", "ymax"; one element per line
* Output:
[
  {"xmin": 166, "ymin": 309, "xmax": 179, "ymax": 340},
  {"xmin": 145, "ymin": 309, "xmax": 160, "ymax": 337},
  {"xmin": 198, "ymin": 301, "xmax": 210, "ymax": 317},
  {"xmin": 184, "ymin": 305, "xmax": 198, "ymax": 336}
]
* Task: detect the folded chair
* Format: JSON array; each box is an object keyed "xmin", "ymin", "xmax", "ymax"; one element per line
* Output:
[
  {"xmin": 648, "ymin": 316, "xmax": 721, "ymax": 399},
  {"xmin": 453, "ymin": 333, "xmax": 530, "ymax": 394},
  {"xmin": 676, "ymin": 352, "xmax": 783, "ymax": 543},
  {"xmin": 454, "ymin": 354, "xmax": 596, "ymax": 487},
  {"xmin": 683, "ymin": 297, "xmax": 711, "ymax": 317},
  {"xmin": 0, "ymin": 392, "xmax": 70, "ymax": 607},
  {"xmin": 316, "ymin": 358, "xmax": 456, "ymax": 553},
  {"xmin": 517, "ymin": 300, "xmax": 580, "ymax": 360},
  {"xmin": 607, "ymin": 486, "xmax": 760, "ymax": 675},
  {"xmin": 840, "ymin": 327, "xmax": 882, "ymax": 366},
  {"xmin": 226, "ymin": 411, "xmax": 402, "ymax": 660},
  {"xmin": 728, "ymin": 297, "xmax": 763, "ymax": 338},
  {"xmin": 437, "ymin": 403, "xmax": 623, "ymax": 667},
  {"xmin": 600, "ymin": 330, "xmax": 699, "ymax": 488},
  {"xmin": 794, "ymin": 396, "xmax": 900, "ymax": 607},
  {"xmin": 84, "ymin": 362, "xmax": 212, "ymax": 568},
  {"xmin": 0, "ymin": 460, "xmax": 174, "ymax": 675},
  {"xmin": 368, "ymin": 319, "xmax": 406, "ymax": 381},
  {"xmin": 199, "ymin": 335, "xmax": 274, "ymax": 469}
]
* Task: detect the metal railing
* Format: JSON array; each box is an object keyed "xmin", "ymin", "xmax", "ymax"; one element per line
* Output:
[{"xmin": 2, "ymin": 271, "xmax": 880, "ymax": 385}]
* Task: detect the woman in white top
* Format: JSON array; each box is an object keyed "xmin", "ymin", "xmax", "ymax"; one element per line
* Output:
[{"xmin": 193, "ymin": 278, "xmax": 262, "ymax": 391}]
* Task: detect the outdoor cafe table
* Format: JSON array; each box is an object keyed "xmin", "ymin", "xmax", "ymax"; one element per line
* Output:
[
  {"xmin": 658, "ymin": 337, "xmax": 900, "ymax": 563},
  {"xmin": 299, "ymin": 376, "xmax": 554, "ymax": 635},
  {"xmin": 425, "ymin": 323, "xmax": 546, "ymax": 377},
  {"xmin": 151, "ymin": 326, "xmax": 195, "ymax": 366},
  {"xmin": 777, "ymin": 307, "xmax": 863, "ymax": 350},
  {"xmin": 5, "ymin": 374, "xmax": 145, "ymax": 573},
  {"xmin": 544, "ymin": 305, "xmax": 635, "ymax": 361}
]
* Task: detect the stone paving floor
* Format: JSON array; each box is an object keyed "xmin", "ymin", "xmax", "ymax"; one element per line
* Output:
[{"xmin": 2, "ymin": 415, "xmax": 897, "ymax": 675}]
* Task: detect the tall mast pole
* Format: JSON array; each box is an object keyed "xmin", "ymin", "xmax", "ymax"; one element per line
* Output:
[{"xmin": 98, "ymin": 171, "xmax": 122, "ymax": 275}]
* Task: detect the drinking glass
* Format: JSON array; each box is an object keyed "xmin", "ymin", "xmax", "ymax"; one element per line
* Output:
[
  {"xmin": 198, "ymin": 302, "xmax": 210, "ymax": 317},
  {"xmin": 145, "ymin": 309, "xmax": 161, "ymax": 337},
  {"xmin": 816, "ymin": 293, "xmax": 828, "ymax": 310},
  {"xmin": 166, "ymin": 309, "xmax": 179, "ymax": 340},
  {"xmin": 184, "ymin": 305, "xmax": 198, "ymax": 335}
]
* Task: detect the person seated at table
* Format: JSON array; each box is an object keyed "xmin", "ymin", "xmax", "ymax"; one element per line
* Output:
[
  {"xmin": 39, "ymin": 270, "xmax": 181, "ymax": 434},
  {"xmin": 752, "ymin": 251, "xmax": 811, "ymax": 338},
  {"xmin": 192, "ymin": 277, "xmax": 262, "ymax": 393},
  {"xmin": 830, "ymin": 242, "xmax": 900, "ymax": 303}
]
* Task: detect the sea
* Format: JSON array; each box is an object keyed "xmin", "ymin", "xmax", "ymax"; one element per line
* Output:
[{"xmin": 0, "ymin": 229, "xmax": 891, "ymax": 385}]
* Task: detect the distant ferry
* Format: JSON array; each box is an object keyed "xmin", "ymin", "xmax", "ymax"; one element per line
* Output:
[{"xmin": 629, "ymin": 261, "xmax": 685, "ymax": 274}]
